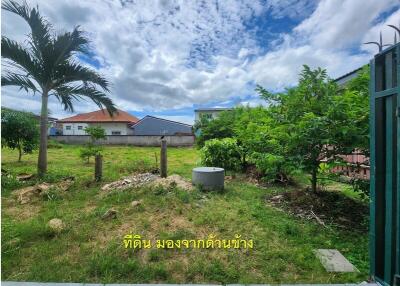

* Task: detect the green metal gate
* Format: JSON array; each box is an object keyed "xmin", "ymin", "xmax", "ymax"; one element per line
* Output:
[{"xmin": 370, "ymin": 42, "xmax": 400, "ymax": 286}]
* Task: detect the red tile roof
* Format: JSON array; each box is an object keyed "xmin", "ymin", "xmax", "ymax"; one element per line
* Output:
[{"xmin": 58, "ymin": 109, "xmax": 139, "ymax": 123}]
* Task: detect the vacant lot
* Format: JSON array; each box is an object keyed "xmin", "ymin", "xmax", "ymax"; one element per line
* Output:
[{"xmin": 2, "ymin": 145, "xmax": 368, "ymax": 284}]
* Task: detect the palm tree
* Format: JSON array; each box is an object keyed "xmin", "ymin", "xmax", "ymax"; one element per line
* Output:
[{"xmin": 1, "ymin": 0, "xmax": 116, "ymax": 176}]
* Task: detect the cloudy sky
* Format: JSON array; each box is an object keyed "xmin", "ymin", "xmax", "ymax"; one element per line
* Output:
[{"xmin": 1, "ymin": 0, "xmax": 399, "ymax": 124}]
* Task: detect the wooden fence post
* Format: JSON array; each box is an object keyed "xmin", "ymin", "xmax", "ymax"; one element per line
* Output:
[
  {"xmin": 160, "ymin": 139, "xmax": 167, "ymax": 178},
  {"xmin": 95, "ymin": 154, "xmax": 103, "ymax": 181}
]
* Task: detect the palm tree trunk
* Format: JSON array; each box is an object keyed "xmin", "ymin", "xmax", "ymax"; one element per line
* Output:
[{"xmin": 37, "ymin": 91, "xmax": 49, "ymax": 176}]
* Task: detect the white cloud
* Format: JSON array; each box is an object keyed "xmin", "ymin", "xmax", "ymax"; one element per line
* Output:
[
  {"xmin": 294, "ymin": 0, "xmax": 398, "ymax": 50},
  {"xmin": 249, "ymin": 0, "xmax": 400, "ymax": 90}
]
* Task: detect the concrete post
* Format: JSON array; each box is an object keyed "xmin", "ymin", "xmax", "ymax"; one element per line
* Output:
[
  {"xmin": 160, "ymin": 139, "xmax": 167, "ymax": 178},
  {"xmin": 95, "ymin": 154, "xmax": 103, "ymax": 181}
]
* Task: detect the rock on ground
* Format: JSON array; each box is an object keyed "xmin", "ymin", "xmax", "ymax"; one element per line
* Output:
[
  {"xmin": 131, "ymin": 200, "xmax": 142, "ymax": 207},
  {"xmin": 102, "ymin": 208, "xmax": 117, "ymax": 219},
  {"xmin": 48, "ymin": 218, "xmax": 65, "ymax": 233},
  {"xmin": 13, "ymin": 178, "xmax": 74, "ymax": 204},
  {"xmin": 16, "ymin": 173, "xmax": 34, "ymax": 181},
  {"xmin": 14, "ymin": 183, "xmax": 50, "ymax": 204},
  {"xmin": 314, "ymin": 249, "xmax": 359, "ymax": 272}
]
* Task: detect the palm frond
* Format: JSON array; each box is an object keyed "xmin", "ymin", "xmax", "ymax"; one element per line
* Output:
[
  {"xmin": 53, "ymin": 62, "xmax": 110, "ymax": 91},
  {"xmin": 2, "ymin": 0, "xmax": 52, "ymax": 58},
  {"xmin": 52, "ymin": 26, "xmax": 89, "ymax": 66},
  {"xmin": 1, "ymin": 73, "xmax": 39, "ymax": 93},
  {"xmin": 53, "ymin": 84, "xmax": 116, "ymax": 115},
  {"xmin": 1, "ymin": 36, "xmax": 41, "ymax": 78}
]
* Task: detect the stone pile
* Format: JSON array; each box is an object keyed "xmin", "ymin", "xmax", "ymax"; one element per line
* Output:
[{"xmin": 101, "ymin": 173, "xmax": 159, "ymax": 192}]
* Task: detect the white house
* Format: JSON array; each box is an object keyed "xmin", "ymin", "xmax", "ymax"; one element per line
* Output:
[
  {"xmin": 58, "ymin": 109, "xmax": 139, "ymax": 135},
  {"xmin": 194, "ymin": 108, "xmax": 233, "ymax": 122}
]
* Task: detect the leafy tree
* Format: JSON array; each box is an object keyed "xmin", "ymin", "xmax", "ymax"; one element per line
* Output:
[
  {"xmin": 233, "ymin": 107, "xmax": 297, "ymax": 182},
  {"xmin": 257, "ymin": 65, "xmax": 368, "ymax": 192},
  {"xmin": 79, "ymin": 126, "xmax": 106, "ymax": 163},
  {"xmin": 1, "ymin": 1, "xmax": 116, "ymax": 176},
  {"xmin": 1, "ymin": 109, "xmax": 39, "ymax": 161}
]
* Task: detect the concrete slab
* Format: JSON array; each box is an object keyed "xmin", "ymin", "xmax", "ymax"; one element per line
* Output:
[{"xmin": 314, "ymin": 249, "xmax": 359, "ymax": 272}]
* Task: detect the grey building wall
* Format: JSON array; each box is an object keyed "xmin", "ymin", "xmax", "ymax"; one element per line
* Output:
[
  {"xmin": 131, "ymin": 116, "xmax": 192, "ymax": 136},
  {"xmin": 50, "ymin": 135, "xmax": 194, "ymax": 146}
]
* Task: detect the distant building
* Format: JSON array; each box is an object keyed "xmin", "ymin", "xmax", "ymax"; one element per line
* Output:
[
  {"xmin": 58, "ymin": 109, "xmax": 139, "ymax": 135},
  {"xmin": 334, "ymin": 66, "xmax": 364, "ymax": 86},
  {"xmin": 194, "ymin": 107, "xmax": 233, "ymax": 121},
  {"xmin": 131, "ymin": 115, "xmax": 192, "ymax": 136}
]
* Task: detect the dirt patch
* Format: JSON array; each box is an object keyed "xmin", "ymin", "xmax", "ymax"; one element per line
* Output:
[
  {"xmin": 150, "ymin": 174, "xmax": 193, "ymax": 191},
  {"xmin": 266, "ymin": 189, "xmax": 369, "ymax": 232},
  {"xmin": 2, "ymin": 197, "xmax": 41, "ymax": 220}
]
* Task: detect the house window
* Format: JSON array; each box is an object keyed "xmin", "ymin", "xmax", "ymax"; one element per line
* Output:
[
  {"xmin": 77, "ymin": 126, "xmax": 83, "ymax": 130},
  {"xmin": 204, "ymin": 113, "xmax": 212, "ymax": 119},
  {"xmin": 65, "ymin": 126, "xmax": 71, "ymax": 130},
  {"xmin": 112, "ymin": 131, "xmax": 121, "ymax": 135}
]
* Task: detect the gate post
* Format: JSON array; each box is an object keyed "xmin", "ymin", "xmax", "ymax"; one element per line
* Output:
[
  {"xmin": 95, "ymin": 154, "xmax": 103, "ymax": 182},
  {"xmin": 369, "ymin": 42, "xmax": 400, "ymax": 286},
  {"xmin": 160, "ymin": 138, "xmax": 167, "ymax": 178}
]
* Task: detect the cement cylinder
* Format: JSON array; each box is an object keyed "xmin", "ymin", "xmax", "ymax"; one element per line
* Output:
[{"xmin": 192, "ymin": 167, "xmax": 224, "ymax": 191}]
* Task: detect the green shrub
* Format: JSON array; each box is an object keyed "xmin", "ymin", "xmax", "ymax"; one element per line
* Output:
[
  {"xmin": 200, "ymin": 138, "xmax": 241, "ymax": 172},
  {"xmin": 250, "ymin": 152, "xmax": 296, "ymax": 184}
]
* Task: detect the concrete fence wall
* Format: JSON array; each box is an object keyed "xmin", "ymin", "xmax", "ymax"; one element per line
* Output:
[{"xmin": 49, "ymin": 135, "xmax": 195, "ymax": 147}]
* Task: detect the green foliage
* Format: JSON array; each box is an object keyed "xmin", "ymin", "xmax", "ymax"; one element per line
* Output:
[
  {"xmin": 200, "ymin": 138, "xmax": 242, "ymax": 172},
  {"xmin": 194, "ymin": 110, "xmax": 238, "ymax": 148},
  {"xmin": 256, "ymin": 65, "xmax": 369, "ymax": 192},
  {"xmin": 250, "ymin": 153, "xmax": 296, "ymax": 184},
  {"xmin": 194, "ymin": 66, "xmax": 369, "ymax": 193},
  {"xmin": 79, "ymin": 146, "xmax": 102, "ymax": 163},
  {"xmin": 79, "ymin": 126, "xmax": 106, "ymax": 163},
  {"xmin": 85, "ymin": 126, "xmax": 106, "ymax": 143},
  {"xmin": 349, "ymin": 177, "xmax": 370, "ymax": 201},
  {"xmin": 1, "ymin": 109, "xmax": 39, "ymax": 161},
  {"xmin": 343, "ymin": 66, "xmax": 370, "ymax": 154}
]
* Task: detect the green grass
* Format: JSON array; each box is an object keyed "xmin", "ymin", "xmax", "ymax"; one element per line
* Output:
[{"xmin": 1, "ymin": 145, "xmax": 368, "ymax": 284}]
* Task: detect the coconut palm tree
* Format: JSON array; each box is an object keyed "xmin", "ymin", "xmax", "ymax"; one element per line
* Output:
[{"xmin": 1, "ymin": 0, "xmax": 116, "ymax": 176}]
